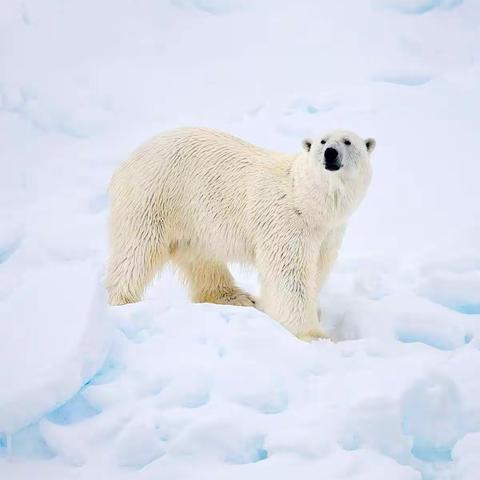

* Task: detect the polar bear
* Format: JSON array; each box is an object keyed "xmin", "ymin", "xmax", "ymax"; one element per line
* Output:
[{"xmin": 106, "ymin": 127, "xmax": 375, "ymax": 340}]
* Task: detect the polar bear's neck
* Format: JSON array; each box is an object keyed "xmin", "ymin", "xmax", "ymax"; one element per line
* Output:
[{"xmin": 292, "ymin": 155, "xmax": 371, "ymax": 228}]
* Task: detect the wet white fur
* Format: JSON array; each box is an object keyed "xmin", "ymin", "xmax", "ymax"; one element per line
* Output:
[{"xmin": 106, "ymin": 127, "xmax": 375, "ymax": 340}]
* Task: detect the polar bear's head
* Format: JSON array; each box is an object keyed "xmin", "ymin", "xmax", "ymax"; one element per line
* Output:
[{"xmin": 302, "ymin": 130, "xmax": 375, "ymax": 174}]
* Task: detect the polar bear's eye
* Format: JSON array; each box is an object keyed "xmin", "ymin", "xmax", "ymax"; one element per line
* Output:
[
  {"xmin": 344, "ymin": 139, "xmax": 351, "ymax": 146},
  {"xmin": 320, "ymin": 140, "xmax": 326, "ymax": 145}
]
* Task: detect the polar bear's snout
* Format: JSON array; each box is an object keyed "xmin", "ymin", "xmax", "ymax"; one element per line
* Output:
[{"xmin": 324, "ymin": 147, "xmax": 342, "ymax": 171}]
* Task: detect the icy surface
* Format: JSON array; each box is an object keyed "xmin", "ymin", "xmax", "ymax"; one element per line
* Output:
[{"xmin": 1, "ymin": 1, "xmax": 480, "ymax": 479}]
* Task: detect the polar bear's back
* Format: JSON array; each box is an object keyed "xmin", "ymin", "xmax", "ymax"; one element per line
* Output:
[
  {"xmin": 110, "ymin": 127, "xmax": 292, "ymax": 262},
  {"xmin": 117, "ymin": 127, "xmax": 273, "ymax": 189}
]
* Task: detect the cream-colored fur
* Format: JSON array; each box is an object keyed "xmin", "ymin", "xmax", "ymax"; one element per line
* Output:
[{"xmin": 106, "ymin": 127, "xmax": 375, "ymax": 340}]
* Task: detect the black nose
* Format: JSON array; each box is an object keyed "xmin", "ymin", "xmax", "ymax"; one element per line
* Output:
[
  {"xmin": 324, "ymin": 148, "xmax": 338, "ymax": 161},
  {"xmin": 324, "ymin": 147, "xmax": 341, "ymax": 171}
]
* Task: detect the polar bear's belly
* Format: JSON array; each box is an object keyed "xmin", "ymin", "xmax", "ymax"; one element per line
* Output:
[{"xmin": 164, "ymin": 193, "xmax": 256, "ymax": 264}]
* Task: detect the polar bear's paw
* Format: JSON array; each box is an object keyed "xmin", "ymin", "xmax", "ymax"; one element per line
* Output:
[
  {"xmin": 297, "ymin": 326, "xmax": 328, "ymax": 342},
  {"xmin": 200, "ymin": 288, "xmax": 258, "ymax": 308}
]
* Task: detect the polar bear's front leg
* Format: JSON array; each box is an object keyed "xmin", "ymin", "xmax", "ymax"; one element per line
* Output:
[
  {"xmin": 257, "ymin": 238, "xmax": 326, "ymax": 341},
  {"xmin": 315, "ymin": 225, "xmax": 346, "ymax": 293}
]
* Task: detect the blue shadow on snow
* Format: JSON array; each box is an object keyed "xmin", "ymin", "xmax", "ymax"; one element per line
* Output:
[
  {"xmin": 395, "ymin": 330, "xmax": 465, "ymax": 351},
  {"xmin": 8, "ymin": 423, "xmax": 55, "ymax": 460},
  {"xmin": 446, "ymin": 303, "xmax": 480, "ymax": 315},
  {"xmin": 46, "ymin": 391, "xmax": 101, "ymax": 426},
  {"xmin": 385, "ymin": 0, "xmax": 462, "ymax": 15},
  {"xmin": 86, "ymin": 353, "xmax": 124, "ymax": 386},
  {"xmin": 0, "ymin": 239, "xmax": 21, "ymax": 264},
  {"xmin": 411, "ymin": 439, "xmax": 452, "ymax": 463}
]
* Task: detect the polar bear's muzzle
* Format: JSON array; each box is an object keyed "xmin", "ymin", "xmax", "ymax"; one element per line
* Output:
[{"xmin": 324, "ymin": 147, "xmax": 342, "ymax": 171}]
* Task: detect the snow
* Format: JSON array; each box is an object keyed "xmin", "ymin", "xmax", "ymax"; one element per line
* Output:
[{"xmin": 1, "ymin": 0, "xmax": 480, "ymax": 479}]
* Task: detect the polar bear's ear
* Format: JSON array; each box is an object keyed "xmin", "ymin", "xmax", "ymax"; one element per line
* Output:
[
  {"xmin": 302, "ymin": 138, "xmax": 312, "ymax": 152},
  {"xmin": 365, "ymin": 138, "xmax": 376, "ymax": 153}
]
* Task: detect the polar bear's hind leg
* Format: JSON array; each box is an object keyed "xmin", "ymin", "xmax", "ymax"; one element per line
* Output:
[
  {"xmin": 106, "ymin": 222, "xmax": 167, "ymax": 306},
  {"xmin": 174, "ymin": 254, "xmax": 257, "ymax": 307}
]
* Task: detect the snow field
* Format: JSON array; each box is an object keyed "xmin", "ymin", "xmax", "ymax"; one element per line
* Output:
[{"xmin": 1, "ymin": 0, "xmax": 480, "ymax": 479}]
